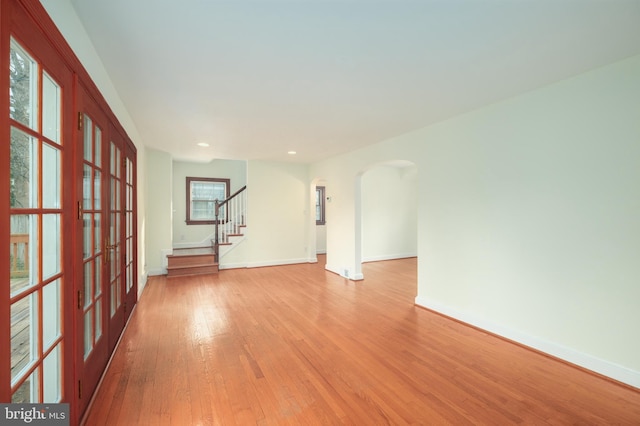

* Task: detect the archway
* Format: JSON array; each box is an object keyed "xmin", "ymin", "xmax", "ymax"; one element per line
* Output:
[
  {"xmin": 355, "ymin": 160, "xmax": 418, "ymax": 280},
  {"xmin": 309, "ymin": 177, "xmax": 328, "ymax": 266}
]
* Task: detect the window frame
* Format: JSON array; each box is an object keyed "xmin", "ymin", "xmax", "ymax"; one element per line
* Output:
[
  {"xmin": 185, "ymin": 177, "xmax": 230, "ymax": 225},
  {"xmin": 315, "ymin": 186, "xmax": 326, "ymax": 225}
]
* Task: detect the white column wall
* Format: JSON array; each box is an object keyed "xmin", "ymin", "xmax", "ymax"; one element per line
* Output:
[{"xmin": 145, "ymin": 148, "xmax": 173, "ymax": 275}]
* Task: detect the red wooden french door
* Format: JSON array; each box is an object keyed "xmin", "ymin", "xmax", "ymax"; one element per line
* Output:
[
  {"xmin": 123, "ymin": 143, "xmax": 137, "ymax": 323},
  {"xmin": 75, "ymin": 81, "xmax": 110, "ymax": 417},
  {"xmin": 106, "ymin": 130, "xmax": 125, "ymax": 351},
  {"xmin": 75, "ymin": 83, "xmax": 137, "ymax": 421},
  {"xmin": 106, "ymin": 128, "xmax": 138, "ymax": 353}
]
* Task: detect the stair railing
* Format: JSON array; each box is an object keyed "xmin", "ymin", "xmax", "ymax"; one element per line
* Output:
[{"xmin": 214, "ymin": 185, "xmax": 247, "ymax": 263}]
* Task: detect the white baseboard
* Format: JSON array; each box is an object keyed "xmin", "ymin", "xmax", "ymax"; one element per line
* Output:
[
  {"xmin": 219, "ymin": 262, "xmax": 248, "ymax": 270},
  {"xmin": 246, "ymin": 258, "xmax": 310, "ymax": 268},
  {"xmin": 415, "ymin": 296, "xmax": 640, "ymax": 390},
  {"xmin": 362, "ymin": 252, "xmax": 417, "ymax": 263},
  {"xmin": 221, "ymin": 257, "xmax": 321, "ymax": 270},
  {"xmin": 325, "ymin": 263, "xmax": 364, "ymax": 281}
]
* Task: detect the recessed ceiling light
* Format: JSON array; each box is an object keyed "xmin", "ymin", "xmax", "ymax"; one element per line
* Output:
[
  {"xmin": 197, "ymin": 142, "xmax": 210, "ymax": 147},
  {"xmin": 288, "ymin": 151, "xmax": 296, "ymax": 155}
]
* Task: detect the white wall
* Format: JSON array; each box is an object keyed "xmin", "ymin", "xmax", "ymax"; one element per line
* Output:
[
  {"xmin": 172, "ymin": 159, "xmax": 247, "ymax": 247},
  {"xmin": 311, "ymin": 54, "xmax": 640, "ymax": 388},
  {"xmin": 361, "ymin": 164, "xmax": 417, "ymax": 262},
  {"xmin": 145, "ymin": 148, "xmax": 173, "ymax": 275},
  {"xmin": 245, "ymin": 161, "xmax": 310, "ymax": 267}
]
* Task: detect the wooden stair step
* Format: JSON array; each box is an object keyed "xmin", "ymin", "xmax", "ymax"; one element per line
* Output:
[
  {"xmin": 167, "ymin": 263, "xmax": 218, "ymax": 277},
  {"xmin": 167, "ymin": 253, "xmax": 216, "ymax": 268},
  {"xmin": 167, "ymin": 247, "xmax": 218, "ymax": 277}
]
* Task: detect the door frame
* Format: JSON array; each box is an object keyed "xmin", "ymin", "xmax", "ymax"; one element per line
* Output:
[
  {"xmin": 2, "ymin": 2, "xmax": 139, "ymax": 423},
  {"xmin": 1, "ymin": 0, "xmax": 75, "ymax": 407}
]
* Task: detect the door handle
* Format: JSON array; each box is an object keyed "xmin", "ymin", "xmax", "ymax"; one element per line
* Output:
[{"xmin": 105, "ymin": 238, "xmax": 118, "ymax": 263}]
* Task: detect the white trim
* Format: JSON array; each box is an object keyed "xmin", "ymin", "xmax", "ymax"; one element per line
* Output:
[
  {"xmin": 325, "ymin": 264, "xmax": 364, "ymax": 281},
  {"xmin": 415, "ymin": 296, "xmax": 640, "ymax": 390},
  {"xmin": 246, "ymin": 258, "xmax": 310, "ymax": 268},
  {"xmin": 362, "ymin": 252, "xmax": 417, "ymax": 263},
  {"xmin": 147, "ymin": 268, "xmax": 165, "ymax": 276},
  {"xmin": 218, "ymin": 262, "xmax": 248, "ymax": 270},
  {"xmin": 221, "ymin": 257, "xmax": 320, "ymax": 270}
]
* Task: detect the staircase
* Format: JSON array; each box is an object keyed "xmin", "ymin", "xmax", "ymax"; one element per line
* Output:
[
  {"xmin": 166, "ymin": 186, "xmax": 247, "ymax": 277},
  {"xmin": 166, "ymin": 247, "xmax": 218, "ymax": 277}
]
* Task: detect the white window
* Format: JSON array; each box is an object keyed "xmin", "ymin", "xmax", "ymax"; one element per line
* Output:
[{"xmin": 186, "ymin": 177, "xmax": 230, "ymax": 224}]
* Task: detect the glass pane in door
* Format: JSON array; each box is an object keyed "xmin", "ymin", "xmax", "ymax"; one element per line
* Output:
[
  {"xmin": 125, "ymin": 157, "xmax": 135, "ymax": 294},
  {"xmin": 109, "ymin": 142, "xmax": 122, "ymax": 318},
  {"xmin": 42, "ymin": 71, "xmax": 61, "ymax": 143},
  {"xmin": 81, "ymin": 116, "xmax": 105, "ymax": 360},
  {"xmin": 10, "ymin": 293, "xmax": 38, "ymax": 381},
  {"xmin": 10, "ymin": 127, "xmax": 38, "ymax": 209},
  {"xmin": 8, "ymin": 38, "xmax": 65, "ymax": 404},
  {"xmin": 9, "ymin": 39, "xmax": 38, "ymax": 130}
]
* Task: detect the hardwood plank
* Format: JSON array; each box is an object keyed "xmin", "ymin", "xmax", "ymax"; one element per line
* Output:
[{"xmin": 83, "ymin": 256, "xmax": 640, "ymax": 425}]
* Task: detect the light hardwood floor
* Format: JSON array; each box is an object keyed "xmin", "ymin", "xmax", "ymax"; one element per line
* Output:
[{"xmin": 83, "ymin": 256, "xmax": 640, "ymax": 425}]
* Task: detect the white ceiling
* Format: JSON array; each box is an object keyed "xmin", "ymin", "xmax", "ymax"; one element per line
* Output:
[{"xmin": 69, "ymin": 0, "xmax": 640, "ymax": 164}]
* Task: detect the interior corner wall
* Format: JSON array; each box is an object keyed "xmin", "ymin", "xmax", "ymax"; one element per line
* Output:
[
  {"xmin": 361, "ymin": 165, "xmax": 417, "ymax": 262},
  {"xmin": 245, "ymin": 160, "xmax": 310, "ymax": 267},
  {"xmin": 311, "ymin": 54, "xmax": 640, "ymax": 388},
  {"xmin": 171, "ymin": 159, "xmax": 247, "ymax": 247},
  {"xmin": 145, "ymin": 148, "xmax": 173, "ymax": 275}
]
